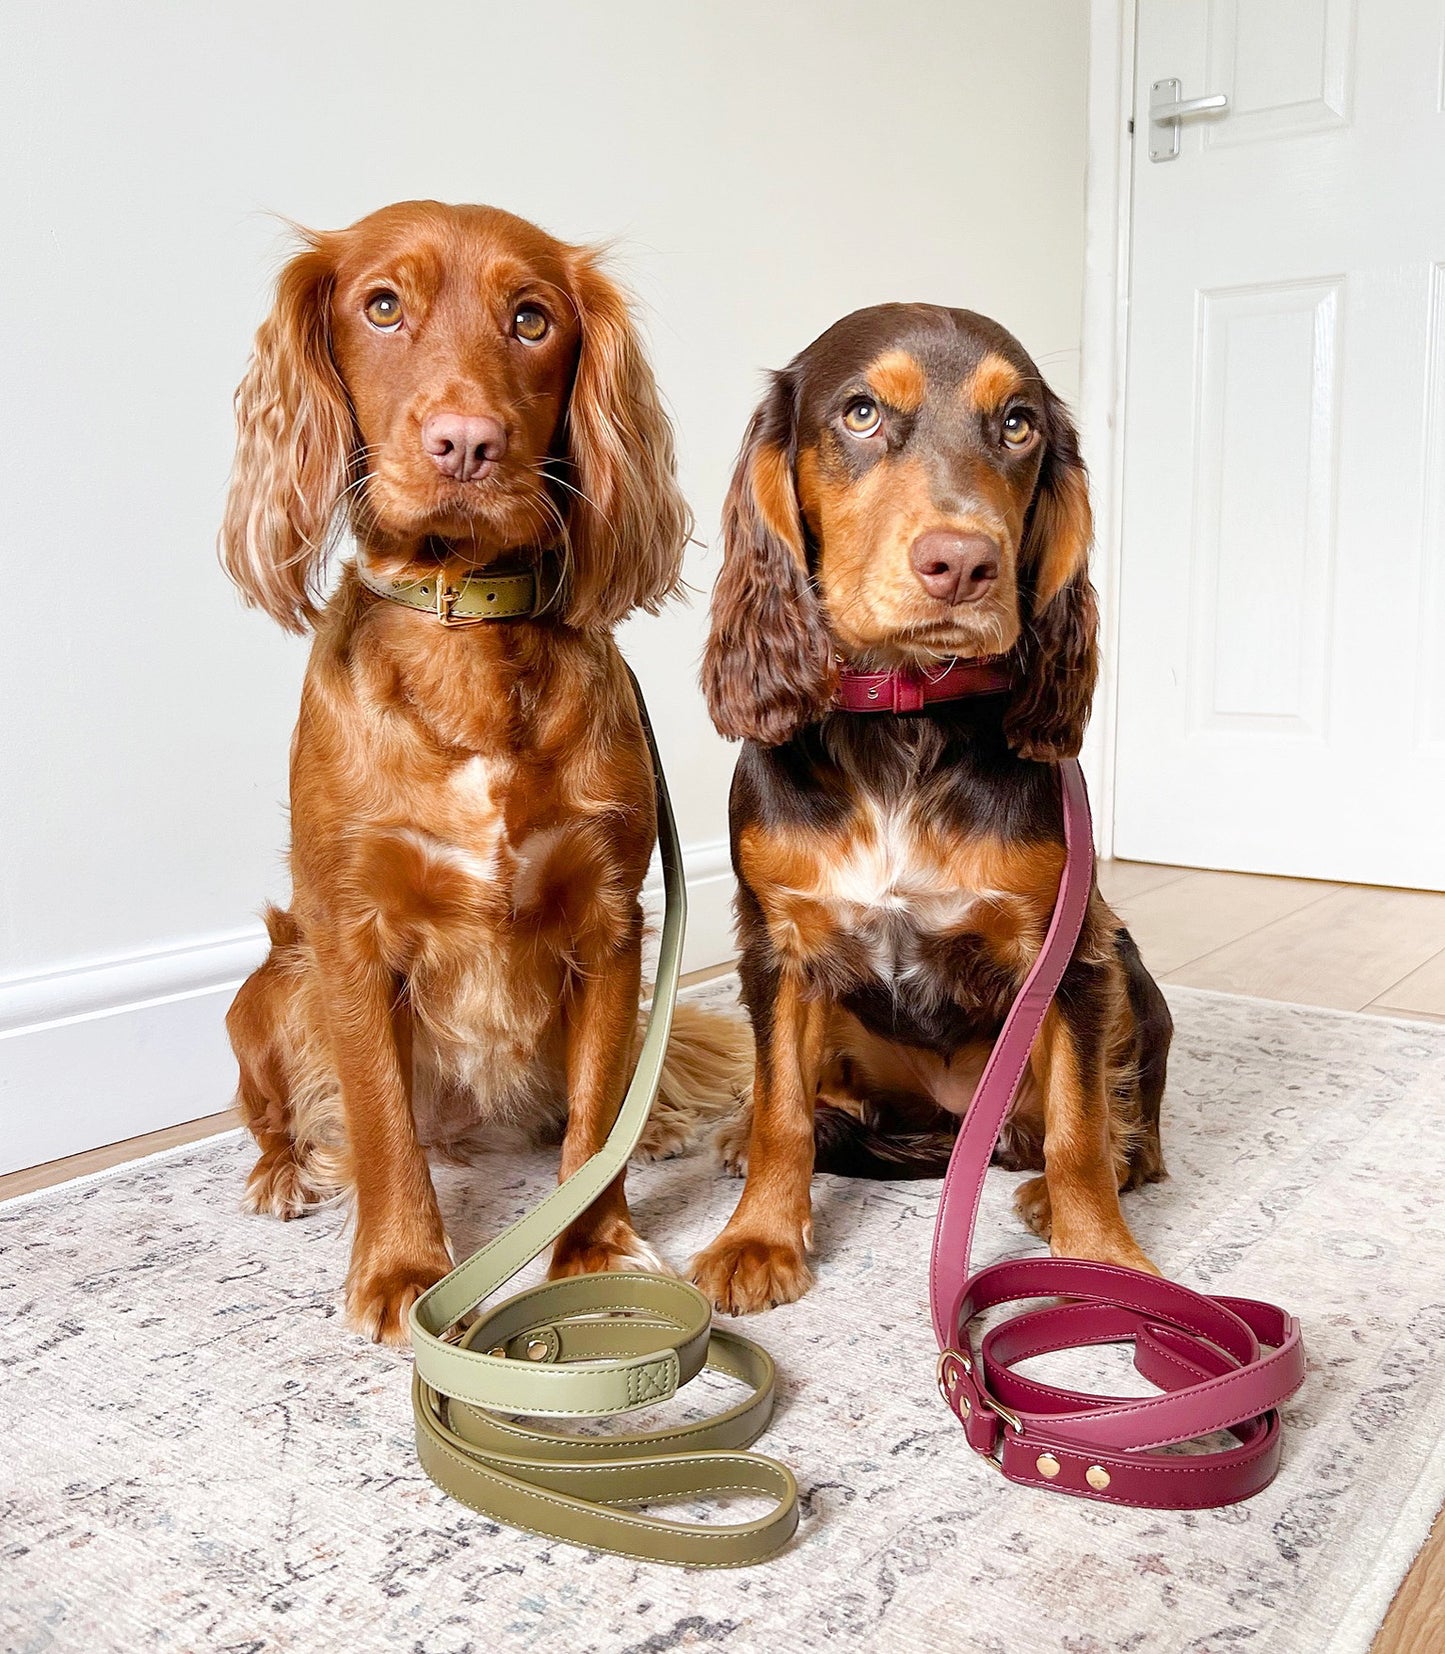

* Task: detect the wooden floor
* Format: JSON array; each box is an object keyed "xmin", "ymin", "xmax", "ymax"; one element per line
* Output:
[
  {"xmin": 2, "ymin": 866, "xmax": 1442, "ymax": 1648},
  {"xmin": 1095, "ymin": 859, "xmax": 1445, "ymax": 1019}
]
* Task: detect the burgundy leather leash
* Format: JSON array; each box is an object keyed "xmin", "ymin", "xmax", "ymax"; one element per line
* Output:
[
  {"xmin": 930, "ymin": 759, "xmax": 1306, "ymax": 1507},
  {"xmin": 835, "ymin": 659, "xmax": 1306, "ymax": 1508}
]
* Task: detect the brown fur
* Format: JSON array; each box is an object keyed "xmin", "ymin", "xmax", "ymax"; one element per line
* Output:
[
  {"xmin": 220, "ymin": 201, "xmax": 748, "ymax": 1343},
  {"xmin": 691, "ymin": 971, "xmax": 825, "ymax": 1315},
  {"xmin": 702, "ymin": 400, "xmax": 840, "ymax": 748},
  {"xmin": 693, "ymin": 304, "xmax": 1169, "ymax": 1314},
  {"xmin": 703, "ymin": 304, "xmax": 1098, "ymax": 757}
]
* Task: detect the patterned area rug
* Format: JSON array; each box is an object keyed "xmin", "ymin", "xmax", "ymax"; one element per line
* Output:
[{"xmin": 3, "ymin": 984, "xmax": 1445, "ymax": 1654}]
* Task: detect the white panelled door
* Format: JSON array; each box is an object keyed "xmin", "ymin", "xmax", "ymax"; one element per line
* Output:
[{"xmin": 1114, "ymin": 0, "xmax": 1445, "ymax": 889}]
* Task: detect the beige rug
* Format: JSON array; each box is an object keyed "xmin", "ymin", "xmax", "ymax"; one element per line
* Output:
[{"xmin": 3, "ymin": 984, "xmax": 1444, "ymax": 1654}]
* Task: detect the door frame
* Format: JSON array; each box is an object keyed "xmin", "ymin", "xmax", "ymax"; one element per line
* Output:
[{"xmin": 1079, "ymin": 0, "xmax": 1138, "ymax": 859}]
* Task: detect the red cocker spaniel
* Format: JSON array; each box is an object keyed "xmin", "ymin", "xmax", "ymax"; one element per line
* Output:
[{"xmin": 221, "ymin": 201, "xmax": 746, "ymax": 1342}]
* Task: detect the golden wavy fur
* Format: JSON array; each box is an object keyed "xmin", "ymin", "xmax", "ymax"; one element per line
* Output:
[{"xmin": 220, "ymin": 201, "xmax": 747, "ymax": 1343}]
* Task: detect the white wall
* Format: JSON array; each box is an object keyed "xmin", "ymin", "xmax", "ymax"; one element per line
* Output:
[{"xmin": 0, "ymin": 0, "xmax": 1088, "ymax": 1172}]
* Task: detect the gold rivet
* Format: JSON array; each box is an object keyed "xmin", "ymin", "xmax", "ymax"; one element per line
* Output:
[
  {"xmin": 1035, "ymin": 1452, "xmax": 1061, "ymax": 1479},
  {"xmin": 487, "ymin": 1345, "xmax": 506, "ymax": 1358},
  {"xmin": 525, "ymin": 1338, "xmax": 549, "ymax": 1361},
  {"xmin": 1086, "ymin": 1464, "xmax": 1111, "ymax": 1491}
]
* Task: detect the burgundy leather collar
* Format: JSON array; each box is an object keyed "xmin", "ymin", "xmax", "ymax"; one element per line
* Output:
[{"xmin": 834, "ymin": 656, "xmax": 1012, "ymax": 714}]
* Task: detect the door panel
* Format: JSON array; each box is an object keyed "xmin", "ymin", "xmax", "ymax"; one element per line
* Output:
[
  {"xmin": 1190, "ymin": 279, "xmax": 1339, "ymax": 734},
  {"xmin": 1114, "ymin": 0, "xmax": 1445, "ymax": 890},
  {"xmin": 1204, "ymin": 0, "xmax": 1355, "ymax": 148}
]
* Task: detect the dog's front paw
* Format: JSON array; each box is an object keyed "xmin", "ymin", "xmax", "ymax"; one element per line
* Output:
[
  {"xmin": 1050, "ymin": 1228, "xmax": 1161, "ymax": 1276},
  {"xmin": 345, "ymin": 1247, "xmax": 452, "ymax": 1346},
  {"xmin": 1014, "ymin": 1177, "xmax": 1160, "ymax": 1274},
  {"xmin": 549, "ymin": 1219, "xmax": 674, "ymax": 1280},
  {"xmin": 690, "ymin": 1231, "xmax": 811, "ymax": 1315}
]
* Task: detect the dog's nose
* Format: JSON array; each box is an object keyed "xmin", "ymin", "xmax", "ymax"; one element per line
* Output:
[
  {"xmin": 909, "ymin": 530, "xmax": 1001, "ymax": 605},
  {"xmin": 421, "ymin": 412, "xmax": 507, "ymax": 482}
]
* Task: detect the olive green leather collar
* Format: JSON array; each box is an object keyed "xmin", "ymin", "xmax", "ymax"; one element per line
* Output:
[{"xmin": 356, "ymin": 552, "xmax": 557, "ymax": 625}]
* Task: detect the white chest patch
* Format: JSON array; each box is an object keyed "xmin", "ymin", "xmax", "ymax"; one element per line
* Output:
[
  {"xmin": 388, "ymin": 754, "xmax": 514, "ymax": 890},
  {"xmin": 449, "ymin": 753, "xmax": 504, "ymax": 809},
  {"xmin": 800, "ymin": 802, "xmax": 989, "ymax": 978},
  {"xmin": 509, "ymin": 824, "xmax": 572, "ymax": 913},
  {"xmin": 394, "ymin": 826, "xmax": 501, "ymax": 884}
]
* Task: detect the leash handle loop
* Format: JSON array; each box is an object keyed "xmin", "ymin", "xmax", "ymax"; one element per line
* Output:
[
  {"xmin": 408, "ymin": 667, "xmax": 797, "ymax": 1567},
  {"xmin": 929, "ymin": 760, "xmax": 1305, "ymax": 1509}
]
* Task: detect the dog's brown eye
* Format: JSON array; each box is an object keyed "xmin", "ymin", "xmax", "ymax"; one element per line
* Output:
[
  {"xmin": 365, "ymin": 291, "xmax": 403, "ymax": 330},
  {"xmin": 514, "ymin": 307, "xmax": 549, "ymax": 344},
  {"xmin": 1002, "ymin": 410, "xmax": 1034, "ymax": 448},
  {"xmin": 842, "ymin": 397, "xmax": 881, "ymax": 435},
  {"xmin": 364, "ymin": 291, "xmax": 403, "ymax": 331}
]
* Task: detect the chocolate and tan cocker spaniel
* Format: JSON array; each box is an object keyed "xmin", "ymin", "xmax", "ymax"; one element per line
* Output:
[{"xmin": 693, "ymin": 304, "xmax": 1171, "ymax": 1315}]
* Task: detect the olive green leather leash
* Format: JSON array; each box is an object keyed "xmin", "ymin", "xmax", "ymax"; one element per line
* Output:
[{"xmin": 408, "ymin": 669, "xmax": 798, "ymax": 1567}]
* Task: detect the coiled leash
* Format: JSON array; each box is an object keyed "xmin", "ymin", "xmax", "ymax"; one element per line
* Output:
[
  {"xmin": 929, "ymin": 759, "xmax": 1307, "ymax": 1507},
  {"xmin": 408, "ymin": 670, "xmax": 798, "ymax": 1568},
  {"xmin": 409, "ymin": 658, "xmax": 1306, "ymax": 1562}
]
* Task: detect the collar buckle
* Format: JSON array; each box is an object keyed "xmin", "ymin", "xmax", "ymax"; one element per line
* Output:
[{"xmin": 435, "ymin": 581, "xmax": 490, "ymax": 628}]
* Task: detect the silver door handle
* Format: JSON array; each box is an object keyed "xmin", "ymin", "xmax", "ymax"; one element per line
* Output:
[
  {"xmin": 1148, "ymin": 78, "xmax": 1230, "ymax": 161},
  {"xmin": 1152, "ymin": 92, "xmax": 1228, "ymax": 121}
]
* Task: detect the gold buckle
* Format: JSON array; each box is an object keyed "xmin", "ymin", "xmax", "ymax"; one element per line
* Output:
[
  {"xmin": 937, "ymin": 1347, "xmax": 1021, "ymax": 1438},
  {"xmin": 936, "ymin": 1347, "xmax": 971, "ymax": 1413},
  {"xmin": 436, "ymin": 582, "xmax": 489, "ymax": 627},
  {"xmin": 988, "ymin": 1398, "xmax": 1023, "ymax": 1436}
]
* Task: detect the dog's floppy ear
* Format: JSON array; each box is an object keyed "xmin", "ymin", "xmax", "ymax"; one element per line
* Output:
[
  {"xmin": 558, "ymin": 249, "xmax": 691, "ymax": 629},
  {"xmin": 220, "ymin": 233, "xmax": 355, "ymax": 634},
  {"xmin": 1004, "ymin": 385, "xmax": 1098, "ymax": 761},
  {"xmin": 703, "ymin": 373, "xmax": 837, "ymax": 744}
]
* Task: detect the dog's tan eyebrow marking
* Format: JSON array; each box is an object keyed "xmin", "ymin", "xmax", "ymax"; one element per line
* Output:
[
  {"xmin": 964, "ymin": 352, "xmax": 1024, "ymax": 412},
  {"xmin": 867, "ymin": 350, "xmax": 927, "ymax": 414}
]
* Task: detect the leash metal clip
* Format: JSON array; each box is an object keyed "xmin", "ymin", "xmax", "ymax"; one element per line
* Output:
[{"xmin": 981, "ymin": 1394, "xmax": 1023, "ymax": 1436}]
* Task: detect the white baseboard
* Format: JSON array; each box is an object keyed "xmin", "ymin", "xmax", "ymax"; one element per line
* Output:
[
  {"xmin": 653, "ymin": 838, "xmax": 736, "ymax": 978},
  {"xmin": 0, "ymin": 841, "xmax": 737, "ymax": 1176}
]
